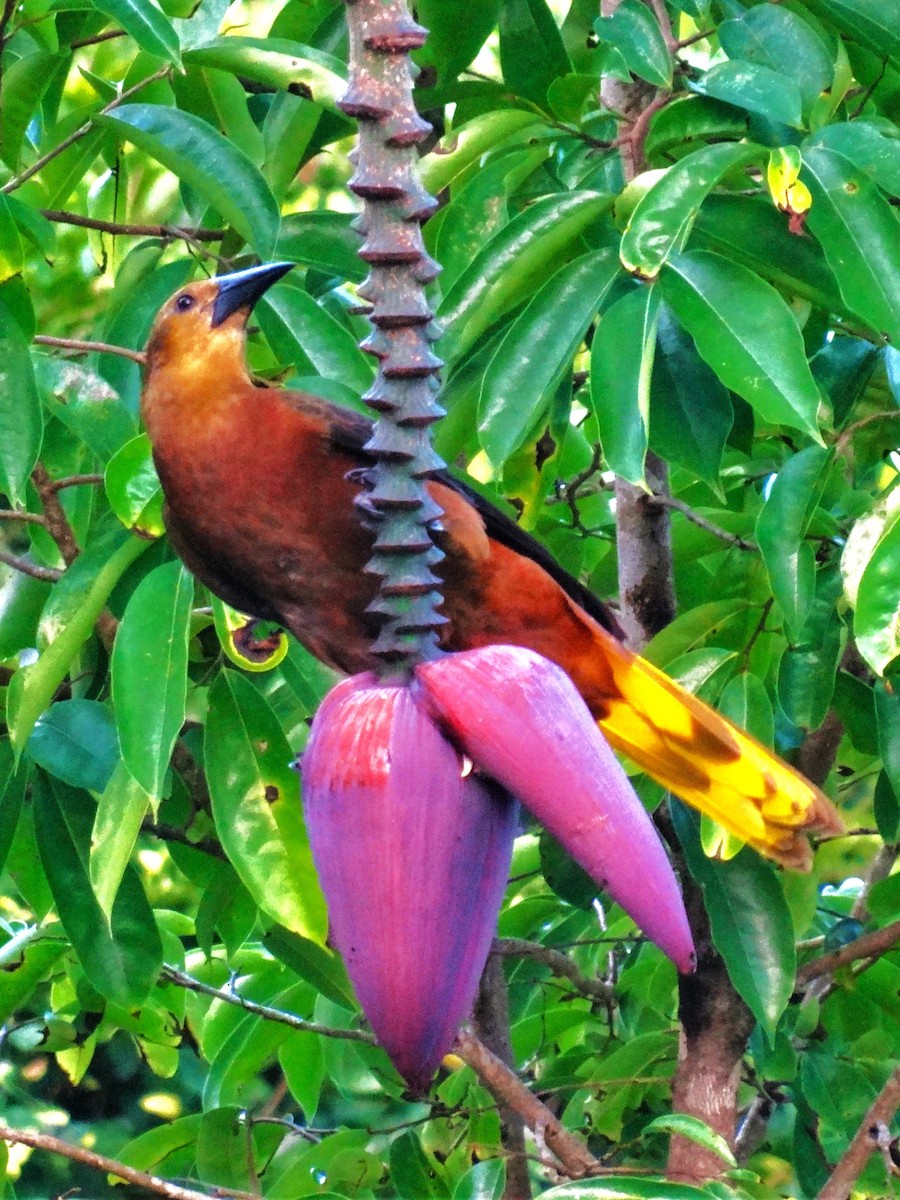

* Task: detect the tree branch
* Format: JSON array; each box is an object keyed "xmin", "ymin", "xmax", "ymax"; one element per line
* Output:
[
  {"xmin": 31, "ymin": 463, "xmax": 80, "ymax": 566},
  {"xmin": 453, "ymin": 1028, "xmax": 601, "ymax": 1180},
  {"xmin": 493, "ymin": 938, "xmax": 615, "ymax": 1004},
  {"xmin": 796, "ymin": 919, "xmax": 900, "ymax": 985},
  {"xmin": 41, "ymin": 208, "xmax": 225, "ymax": 243},
  {"xmin": 46, "ymin": 473, "xmax": 104, "ymax": 493},
  {"xmin": 34, "ymin": 334, "xmax": 146, "ymax": 363},
  {"xmin": 651, "ymin": 492, "xmax": 758, "ymax": 552},
  {"xmin": 160, "ymin": 965, "xmax": 376, "ymax": 1042},
  {"xmin": 0, "ymin": 549, "xmax": 62, "ymax": 582},
  {"xmin": 0, "ymin": 1122, "xmax": 240, "ymax": 1200},
  {"xmin": 817, "ymin": 1065, "xmax": 900, "ymax": 1200}
]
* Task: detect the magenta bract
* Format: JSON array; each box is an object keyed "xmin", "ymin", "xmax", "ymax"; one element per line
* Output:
[
  {"xmin": 415, "ymin": 646, "xmax": 696, "ymax": 975},
  {"xmin": 301, "ymin": 674, "xmax": 519, "ymax": 1091}
]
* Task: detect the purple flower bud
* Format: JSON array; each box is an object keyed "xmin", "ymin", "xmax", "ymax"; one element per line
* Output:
[
  {"xmin": 301, "ymin": 674, "xmax": 519, "ymax": 1091},
  {"xmin": 415, "ymin": 646, "xmax": 696, "ymax": 974}
]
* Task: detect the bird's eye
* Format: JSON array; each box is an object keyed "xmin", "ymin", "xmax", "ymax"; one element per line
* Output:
[{"xmin": 175, "ymin": 294, "xmax": 195, "ymax": 312}]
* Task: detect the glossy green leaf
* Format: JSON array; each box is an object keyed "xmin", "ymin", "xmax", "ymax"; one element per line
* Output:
[
  {"xmin": 262, "ymin": 924, "xmax": 354, "ymax": 1008},
  {"xmin": 0, "ymin": 740, "xmax": 25, "ymax": 877},
  {"xmin": 27, "ymin": 699, "xmax": 119, "ymax": 792},
  {"xmin": 94, "ymin": 0, "xmax": 181, "ymax": 64},
  {"xmin": 777, "ymin": 567, "xmax": 844, "ymax": 729},
  {"xmin": 452, "ymin": 1161, "xmax": 506, "ymax": 1200},
  {"xmin": 875, "ymin": 682, "xmax": 900, "ymax": 809},
  {"xmin": 205, "ymin": 670, "xmax": 327, "ymax": 943},
  {"xmin": 621, "ymin": 143, "xmax": 760, "ymax": 279},
  {"xmin": 98, "ymin": 104, "xmax": 280, "ymax": 257},
  {"xmin": 832, "ymin": 670, "xmax": 878, "ymax": 756},
  {"xmin": 803, "ymin": 0, "xmax": 900, "ymax": 63},
  {"xmin": 811, "ymin": 122, "xmax": 900, "ymax": 195},
  {"xmin": 0, "ymin": 194, "xmax": 24, "ymax": 283},
  {"xmin": 693, "ymin": 60, "xmax": 803, "ymax": 129},
  {"xmin": 35, "ymin": 357, "xmax": 137, "ymax": 463},
  {"xmin": 0, "ymin": 52, "xmax": 58, "ymax": 170},
  {"xmin": 542, "ymin": 1175, "xmax": 714, "ymax": 1198},
  {"xmin": 480, "ymin": 249, "xmax": 619, "ymax": 466},
  {"xmin": 0, "ymin": 300, "xmax": 42, "ymax": 506},
  {"xmin": 6, "ymin": 530, "xmax": 148, "ymax": 753},
  {"xmin": 105, "ymin": 434, "xmax": 165, "ymax": 537},
  {"xmin": 718, "ymin": 672, "xmax": 774, "ymax": 747},
  {"xmin": 390, "ymin": 1130, "xmax": 449, "ymax": 1200},
  {"xmin": 756, "ymin": 446, "xmax": 831, "ymax": 640},
  {"xmin": 595, "ymin": 0, "xmax": 672, "ymax": 88},
  {"xmin": 184, "ymin": 37, "xmax": 346, "ymax": 111},
  {"xmin": 648, "ymin": 303, "xmax": 732, "ymax": 485},
  {"xmin": 257, "ymin": 284, "xmax": 373, "ymax": 394},
  {"xmin": 854, "ymin": 515, "xmax": 900, "ymax": 675},
  {"xmin": 718, "ymin": 6, "xmax": 832, "ymax": 109},
  {"xmin": 34, "ymin": 774, "xmax": 162, "ymax": 1006},
  {"xmin": 417, "ymin": 0, "xmax": 501, "ymax": 81},
  {"xmin": 116, "ymin": 1115, "xmax": 203, "ymax": 1177},
  {"xmin": 498, "ymin": 0, "xmax": 571, "ymax": 105},
  {"xmin": 276, "ymin": 212, "xmax": 365, "ymax": 281},
  {"xmin": 438, "ymin": 191, "xmax": 612, "ymax": 363},
  {"xmin": 0, "ymin": 925, "xmax": 68, "ymax": 1024},
  {"xmin": 590, "ymin": 283, "xmax": 659, "ymax": 485},
  {"xmin": 420, "ymin": 110, "xmax": 544, "ymax": 195},
  {"xmin": 279, "ymin": 1031, "xmax": 325, "ymax": 1120},
  {"xmin": 803, "ymin": 146, "xmax": 900, "ymax": 345},
  {"xmin": 643, "ymin": 1113, "xmax": 736, "ymax": 1167},
  {"xmin": 111, "ymin": 560, "xmax": 193, "ymax": 798},
  {"xmin": 90, "ymin": 762, "xmax": 152, "ymax": 916},
  {"xmin": 672, "ymin": 803, "xmax": 795, "ymax": 1037},
  {"xmin": 661, "ymin": 251, "xmax": 823, "ymax": 441}
]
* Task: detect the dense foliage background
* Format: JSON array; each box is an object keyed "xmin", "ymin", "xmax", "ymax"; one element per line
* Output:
[{"xmin": 1, "ymin": 0, "xmax": 900, "ymax": 1196}]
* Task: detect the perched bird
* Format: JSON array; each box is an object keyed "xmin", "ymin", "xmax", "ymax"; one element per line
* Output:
[{"xmin": 141, "ymin": 262, "xmax": 843, "ymax": 870}]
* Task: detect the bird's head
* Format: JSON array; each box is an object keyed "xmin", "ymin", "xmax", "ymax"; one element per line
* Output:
[{"xmin": 144, "ymin": 261, "xmax": 294, "ymax": 381}]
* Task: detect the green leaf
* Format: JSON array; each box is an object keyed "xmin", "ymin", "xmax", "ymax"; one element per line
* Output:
[
  {"xmin": 756, "ymin": 446, "xmax": 831, "ymax": 640},
  {"xmin": 98, "ymin": 104, "xmax": 281, "ymax": 258},
  {"xmin": 35, "ymin": 357, "xmax": 137, "ymax": 463},
  {"xmin": 390, "ymin": 1131, "xmax": 450, "ymax": 1200},
  {"xmin": 0, "ymin": 925, "xmax": 68, "ymax": 1025},
  {"xmin": 0, "ymin": 299, "xmax": 42, "ymax": 506},
  {"xmin": 205, "ymin": 670, "xmax": 327, "ymax": 943},
  {"xmin": 90, "ymin": 762, "xmax": 152, "ymax": 916},
  {"xmin": 590, "ymin": 284, "xmax": 659, "ymax": 485},
  {"xmin": 7, "ymin": 530, "xmax": 148, "ymax": 753},
  {"xmin": 542, "ymin": 1177, "xmax": 715, "ymax": 1199},
  {"xmin": 33, "ymin": 774, "xmax": 162, "ymax": 1006},
  {"xmin": 276, "ymin": 212, "xmax": 366, "ymax": 281},
  {"xmin": 0, "ymin": 52, "xmax": 59, "ymax": 170},
  {"xmin": 643, "ymin": 1113, "xmax": 737, "ymax": 1167},
  {"xmin": 438, "ymin": 191, "xmax": 613, "ymax": 363},
  {"xmin": 876, "ymin": 683, "xmax": 900, "ymax": 818},
  {"xmin": 811, "ymin": 122, "xmax": 900, "ymax": 196},
  {"xmin": 262, "ymin": 924, "xmax": 354, "ymax": 1008},
  {"xmin": 595, "ymin": 0, "xmax": 672, "ymax": 88},
  {"xmin": 803, "ymin": 146, "xmax": 900, "ymax": 345},
  {"xmin": 854, "ymin": 515, "xmax": 900, "ymax": 675},
  {"xmin": 777, "ymin": 568, "xmax": 844, "ymax": 729},
  {"xmin": 419, "ymin": 110, "xmax": 544, "ymax": 195},
  {"xmin": 184, "ymin": 37, "xmax": 346, "ymax": 112},
  {"xmin": 112, "ymin": 560, "xmax": 193, "ymax": 798},
  {"xmin": 803, "ymin": 0, "xmax": 900, "ymax": 64},
  {"xmin": 648, "ymin": 303, "xmax": 733, "ymax": 485},
  {"xmin": 452, "ymin": 1161, "xmax": 506, "ymax": 1200},
  {"xmin": 718, "ymin": 6, "xmax": 832, "ymax": 109},
  {"xmin": 279, "ymin": 1030, "xmax": 325, "ymax": 1120},
  {"xmin": 661, "ymin": 250, "xmax": 823, "ymax": 442},
  {"xmin": 498, "ymin": 0, "xmax": 571, "ymax": 106},
  {"xmin": 0, "ymin": 194, "xmax": 24, "ymax": 283},
  {"xmin": 94, "ymin": 0, "xmax": 181, "ymax": 64},
  {"xmin": 27, "ymin": 699, "xmax": 119, "ymax": 792},
  {"xmin": 105, "ymin": 434, "xmax": 165, "ymax": 537},
  {"xmin": 116, "ymin": 1115, "xmax": 202, "ymax": 1177},
  {"xmin": 0, "ymin": 740, "xmax": 26, "ymax": 877},
  {"xmin": 693, "ymin": 60, "xmax": 804, "ymax": 129},
  {"xmin": 719, "ymin": 672, "xmax": 774, "ymax": 747},
  {"xmin": 621, "ymin": 142, "xmax": 760, "ymax": 278},
  {"xmin": 417, "ymin": 0, "xmax": 501, "ymax": 81},
  {"xmin": 672, "ymin": 803, "xmax": 796, "ymax": 1038},
  {"xmin": 479, "ymin": 249, "xmax": 620, "ymax": 466},
  {"xmin": 257, "ymin": 284, "xmax": 373, "ymax": 394}
]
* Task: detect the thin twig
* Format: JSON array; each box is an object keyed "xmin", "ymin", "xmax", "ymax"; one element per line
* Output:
[
  {"xmin": 2, "ymin": 66, "xmax": 172, "ymax": 193},
  {"xmin": 32, "ymin": 463, "xmax": 79, "ymax": 566},
  {"xmin": 70, "ymin": 27, "xmax": 127, "ymax": 48},
  {"xmin": 453, "ymin": 1028, "xmax": 600, "ymax": 1179},
  {"xmin": 46, "ymin": 473, "xmax": 104, "ymax": 493},
  {"xmin": 42, "ymin": 208, "xmax": 225, "ymax": 243},
  {"xmin": 852, "ymin": 844, "xmax": 899, "ymax": 922},
  {"xmin": 34, "ymin": 334, "xmax": 146, "ymax": 363},
  {"xmin": 835, "ymin": 410, "xmax": 900, "ymax": 460},
  {"xmin": 143, "ymin": 819, "xmax": 227, "ymax": 861},
  {"xmin": 0, "ymin": 1123, "xmax": 237, "ymax": 1200},
  {"xmin": 0, "ymin": 549, "xmax": 62, "ymax": 582},
  {"xmin": 796, "ymin": 919, "xmax": 900, "ymax": 985},
  {"xmin": 817, "ymin": 1065, "xmax": 900, "ymax": 1200},
  {"xmin": 675, "ymin": 26, "xmax": 715, "ymax": 49},
  {"xmin": 160, "ymin": 965, "xmax": 376, "ymax": 1043},
  {"xmin": 493, "ymin": 938, "xmax": 615, "ymax": 1004},
  {"xmin": 652, "ymin": 492, "xmax": 758, "ymax": 551},
  {"xmin": 0, "ymin": 509, "xmax": 47, "ymax": 526}
]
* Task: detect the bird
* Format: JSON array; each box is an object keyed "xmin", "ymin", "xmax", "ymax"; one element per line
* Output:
[{"xmin": 140, "ymin": 261, "xmax": 843, "ymax": 871}]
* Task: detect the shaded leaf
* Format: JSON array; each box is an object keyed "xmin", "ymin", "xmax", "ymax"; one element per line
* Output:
[
  {"xmin": 27, "ymin": 699, "xmax": 119, "ymax": 792},
  {"xmin": 498, "ymin": 0, "xmax": 571, "ymax": 106},
  {"xmin": 595, "ymin": 0, "xmax": 672, "ymax": 88},
  {"xmin": 95, "ymin": 0, "xmax": 181, "ymax": 64},
  {"xmin": 0, "ymin": 299, "xmax": 42, "ymax": 506}
]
